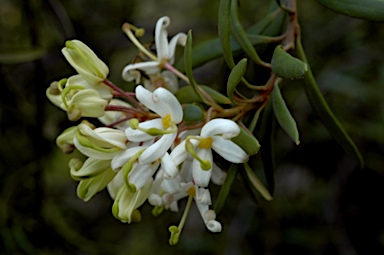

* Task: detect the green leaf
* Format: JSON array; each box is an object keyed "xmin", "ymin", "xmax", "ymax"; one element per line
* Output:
[
  {"xmin": 231, "ymin": 125, "xmax": 261, "ymax": 155},
  {"xmin": 230, "ymin": 0, "xmax": 265, "ymax": 66},
  {"xmin": 260, "ymin": 101, "xmax": 276, "ymax": 195},
  {"xmin": 184, "ymin": 30, "xmax": 208, "ymax": 105},
  {"xmin": 182, "ymin": 104, "xmax": 204, "ymax": 122},
  {"xmin": 214, "ymin": 164, "xmax": 238, "ymax": 214},
  {"xmin": 271, "ymin": 80, "xmax": 300, "ymax": 145},
  {"xmin": 218, "ymin": 0, "xmax": 235, "ymax": 68},
  {"xmin": 296, "ymin": 37, "xmax": 364, "ymax": 168},
  {"xmin": 0, "ymin": 48, "xmax": 46, "ymax": 64},
  {"xmin": 176, "ymin": 85, "xmax": 232, "ymax": 105},
  {"xmin": 227, "ymin": 58, "xmax": 247, "ymax": 102},
  {"xmin": 243, "ymin": 163, "xmax": 273, "ymax": 201},
  {"xmin": 271, "ymin": 45, "xmax": 308, "ymax": 79},
  {"xmin": 314, "ymin": 0, "xmax": 384, "ymax": 22}
]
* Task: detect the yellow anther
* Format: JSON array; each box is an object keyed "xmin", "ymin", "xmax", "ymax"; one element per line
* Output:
[
  {"xmin": 198, "ymin": 137, "xmax": 213, "ymax": 149},
  {"xmin": 162, "ymin": 114, "xmax": 172, "ymax": 129},
  {"xmin": 186, "ymin": 186, "xmax": 196, "ymax": 197}
]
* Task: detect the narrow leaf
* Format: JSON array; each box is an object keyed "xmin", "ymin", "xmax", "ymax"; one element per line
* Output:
[
  {"xmin": 231, "ymin": 125, "xmax": 261, "ymax": 155},
  {"xmin": 271, "ymin": 80, "xmax": 300, "ymax": 145},
  {"xmin": 214, "ymin": 164, "xmax": 238, "ymax": 214},
  {"xmin": 184, "ymin": 30, "xmax": 208, "ymax": 104},
  {"xmin": 296, "ymin": 37, "xmax": 364, "ymax": 168},
  {"xmin": 227, "ymin": 58, "xmax": 247, "ymax": 102},
  {"xmin": 218, "ymin": 0, "xmax": 235, "ymax": 68},
  {"xmin": 230, "ymin": 0, "xmax": 265, "ymax": 66},
  {"xmin": 243, "ymin": 163, "xmax": 273, "ymax": 201},
  {"xmin": 260, "ymin": 101, "xmax": 276, "ymax": 194},
  {"xmin": 315, "ymin": 0, "xmax": 384, "ymax": 22},
  {"xmin": 176, "ymin": 85, "xmax": 232, "ymax": 105},
  {"xmin": 271, "ymin": 45, "xmax": 307, "ymax": 79}
]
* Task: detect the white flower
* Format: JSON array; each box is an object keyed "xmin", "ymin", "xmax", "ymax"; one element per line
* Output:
[
  {"xmin": 172, "ymin": 118, "xmax": 248, "ymax": 187},
  {"xmin": 122, "ymin": 16, "xmax": 187, "ymax": 82},
  {"xmin": 125, "ymin": 85, "xmax": 182, "ymax": 178}
]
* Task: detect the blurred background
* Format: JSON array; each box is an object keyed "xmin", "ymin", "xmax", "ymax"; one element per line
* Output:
[{"xmin": 1, "ymin": 0, "xmax": 384, "ymax": 254}]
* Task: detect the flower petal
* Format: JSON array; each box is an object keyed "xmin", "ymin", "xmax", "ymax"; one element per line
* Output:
[
  {"xmin": 212, "ymin": 136, "xmax": 248, "ymax": 163},
  {"xmin": 161, "ymin": 152, "xmax": 178, "ymax": 178},
  {"xmin": 192, "ymin": 148, "xmax": 212, "ymax": 187},
  {"xmin": 200, "ymin": 118, "xmax": 240, "ymax": 138},
  {"xmin": 111, "ymin": 146, "xmax": 146, "ymax": 171},
  {"xmin": 107, "ymin": 170, "xmax": 124, "ymax": 199},
  {"xmin": 211, "ymin": 163, "xmax": 227, "ymax": 185},
  {"xmin": 160, "ymin": 70, "xmax": 179, "ymax": 94},
  {"xmin": 166, "ymin": 33, "xmax": 187, "ymax": 64},
  {"xmin": 161, "ymin": 178, "xmax": 181, "ymax": 194},
  {"xmin": 170, "ymin": 140, "xmax": 188, "ymax": 166},
  {"xmin": 139, "ymin": 131, "xmax": 177, "ymax": 164},
  {"xmin": 129, "ymin": 161, "xmax": 159, "ymax": 190},
  {"xmin": 136, "ymin": 85, "xmax": 182, "ymax": 123}
]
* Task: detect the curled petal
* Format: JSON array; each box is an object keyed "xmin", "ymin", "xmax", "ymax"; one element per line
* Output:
[
  {"xmin": 206, "ymin": 220, "xmax": 222, "ymax": 232},
  {"xmin": 201, "ymin": 118, "xmax": 240, "ymax": 138},
  {"xmin": 166, "ymin": 33, "xmax": 187, "ymax": 64},
  {"xmin": 122, "ymin": 61, "xmax": 160, "ymax": 81},
  {"xmin": 212, "ymin": 136, "xmax": 248, "ymax": 163},
  {"xmin": 155, "ymin": 16, "xmax": 171, "ymax": 61}
]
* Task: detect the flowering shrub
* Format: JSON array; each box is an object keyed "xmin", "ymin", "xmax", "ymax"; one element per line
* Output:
[{"xmin": 46, "ymin": 0, "xmax": 375, "ymax": 245}]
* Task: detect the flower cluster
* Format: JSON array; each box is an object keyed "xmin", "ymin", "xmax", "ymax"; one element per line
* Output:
[{"xmin": 47, "ymin": 16, "xmax": 250, "ymax": 245}]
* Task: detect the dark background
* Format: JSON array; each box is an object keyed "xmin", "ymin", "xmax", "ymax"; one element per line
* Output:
[{"xmin": 1, "ymin": 0, "xmax": 384, "ymax": 254}]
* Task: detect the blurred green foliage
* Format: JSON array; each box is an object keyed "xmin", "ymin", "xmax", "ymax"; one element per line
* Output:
[{"xmin": 1, "ymin": 0, "xmax": 384, "ymax": 254}]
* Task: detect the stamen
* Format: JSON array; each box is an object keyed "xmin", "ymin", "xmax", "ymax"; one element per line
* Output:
[
  {"xmin": 185, "ymin": 137, "xmax": 212, "ymax": 171},
  {"xmin": 122, "ymin": 23, "xmax": 158, "ymax": 61},
  {"xmin": 162, "ymin": 114, "xmax": 172, "ymax": 129},
  {"xmin": 168, "ymin": 194, "xmax": 194, "ymax": 245}
]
